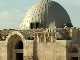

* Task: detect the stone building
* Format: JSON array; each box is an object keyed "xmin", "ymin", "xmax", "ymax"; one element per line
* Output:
[{"xmin": 0, "ymin": 0, "xmax": 79, "ymax": 60}]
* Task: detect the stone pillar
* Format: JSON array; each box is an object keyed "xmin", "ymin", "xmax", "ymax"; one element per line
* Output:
[
  {"xmin": 41, "ymin": 33, "xmax": 44, "ymax": 42},
  {"xmin": 45, "ymin": 33, "xmax": 48, "ymax": 42},
  {"xmin": 35, "ymin": 33, "xmax": 39, "ymax": 43},
  {"xmin": 50, "ymin": 33, "xmax": 53, "ymax": 42},
  {"xmin": 38, "ymin": 33, "xmax": 41, "ymax": 42},
  {"xmin": 44, "ymin": 33, "xmax": 46, "ymax": 42},
  {"xmin": 49, "ymin": 33, "xmax": 51, "ymax": 42},
  {"xmin": 53, "ymin": 33, "xmax": 56, "ymax": 42}
]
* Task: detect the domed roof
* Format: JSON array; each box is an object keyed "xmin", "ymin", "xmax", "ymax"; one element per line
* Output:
[{"xmin": 18, "ymin": 0, "xmax": 73, "ymax": 30}]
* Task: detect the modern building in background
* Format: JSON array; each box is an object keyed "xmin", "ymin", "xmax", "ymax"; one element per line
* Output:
[{"xmin": 0, "ymin": 0, "xmax": 79, "ymax": 60}]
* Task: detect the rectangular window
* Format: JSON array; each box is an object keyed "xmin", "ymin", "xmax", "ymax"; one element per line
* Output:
[
  {"xmin": 36, "ymin": 22, "xmax": 39, "ymax": 29},
  {"xmin": 30, "ymin": 22, "xmax": 34, "ymax": 29}
]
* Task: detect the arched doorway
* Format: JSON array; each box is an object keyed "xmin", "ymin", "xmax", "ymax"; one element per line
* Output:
[
  {"xmin": 7, "ymin": 34, "xmax": 24, "ymax": 60},
  {"xmin": 15, "ymin": 41, "xmax": 23, "ymax": 60},
  {"xmin": 71, "ymin": 47, "xmax": 78, "ymax": 60}
]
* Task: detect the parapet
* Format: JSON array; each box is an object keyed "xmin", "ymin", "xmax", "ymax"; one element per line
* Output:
[
  {"xmin": 34, "ymin": 28, "xmax": 73, "ymax": 43},
  {"xmin": 0, "ymin": 27, "xmax": 79, "ymax": 41},
  {"xmin": 0, "ymin": 29, "xmax": 17, "ymax": 41}
]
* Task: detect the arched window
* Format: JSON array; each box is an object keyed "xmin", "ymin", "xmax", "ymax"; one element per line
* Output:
[
  {"xmin": 71, "ymin": 47, "xmax": 78, "ymax": 53},
  {"xmin": 30, "ymin": 22, "xmax": 40, "ymax": 29}
]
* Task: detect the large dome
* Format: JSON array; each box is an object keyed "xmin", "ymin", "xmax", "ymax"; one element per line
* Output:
[{"xmin": 18, "ymin": 0, "xmax": 73, "ymax": 30}]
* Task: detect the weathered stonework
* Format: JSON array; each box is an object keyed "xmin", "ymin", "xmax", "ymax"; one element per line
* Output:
[
  {"xmin": 0, "ymin": 0, "xmax": 77, "ymax": 60},
  {"xmin": 0, "ymin": 28, "xmax": 79, "ymax": 60}
]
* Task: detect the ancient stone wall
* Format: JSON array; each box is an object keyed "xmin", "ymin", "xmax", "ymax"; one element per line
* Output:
[
  {"xmin": 34, "ymin": 29, "xmax": 73, "ymax": 60},
  {"xmin": 72, "ymin": 28, "xmax": 80, "ymax": 45},
  {"xmin": 0, "ymin": 28, "xmax": 79, "ymax": 60},
  {"xmin": 24, "ymin": 40, "xmax": 34, "ymax": 60},
  {"xmin": 0, "ymin": 41, "xmax": 7, "ymax": 60},
  {"xmin": 36, "ymin": 40, "xmax": 72, "ymax": 60},
  {"xmin": 72, "ymin": 28, "xmax": 79, "ymax": 44}
]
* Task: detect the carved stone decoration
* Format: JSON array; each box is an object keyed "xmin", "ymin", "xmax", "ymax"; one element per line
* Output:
[
  {"xmin": 56, "ymin": 32, "xmax": 62, "ymax": 40},
  {"xmin": 56, "ymin": 29, "xmax": 72, "ymax": 40}
]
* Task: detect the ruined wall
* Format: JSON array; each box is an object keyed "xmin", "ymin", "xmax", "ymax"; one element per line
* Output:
[
  {"xmin": 0, "ymin": 28, "xmax": 78, "ymax": 60},
  {"xmin": 34, "ymin": 29, "xmax": 73, "ymax": 60},
  {"xmin": 36, "ymin": 40, "xmax": 72, "ymax": 60},
  {"xmin": 0, "ymin": 41, "xmax": 7, "ymax": 60}
]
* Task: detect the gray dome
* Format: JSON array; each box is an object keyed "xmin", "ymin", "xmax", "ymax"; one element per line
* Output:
[{"xmin": 18, "ymin": 0, "xmax": 73, "ymax": 30}]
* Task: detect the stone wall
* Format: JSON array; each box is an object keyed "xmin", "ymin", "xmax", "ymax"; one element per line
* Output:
[
  {"xmin": 0, "ymin": 41, "xmax": 7, "ymax": 60},
  {"xmin": 72, "ymin": 28, "xmax": 80, "ymax": 45},
  {"xmin": 36, "ymin": 40, "xmax": 72, "ymax": 60},
  {"xmin": 24, "ymin": 40, "xmax": 34, "ymax": 60}
]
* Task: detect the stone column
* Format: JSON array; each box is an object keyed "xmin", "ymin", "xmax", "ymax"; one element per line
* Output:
[
  {"xmin": 41, "ymin": 33, "xmax": 44, "ymax": 42},
  {"xmin": 44, "ymin": 33, "xmax": 46, "ymax": 42},
  {"xmin": 45, "ymin": 33, "xmax": 48, "ymax": 42},
  {"xmin": 49, "ymin": 33, "xmax": 53, "ymax": 42},
  {"xmin": 38, "ymin": 33, "xmax": 41, "ymax": 42},
  {"xmin": 53, "ymin": 33, "xmax": 56, "ymax": 42},
  {"xmin": 35, "ymin": 33, "xmax": 39, "ymax": 43}
]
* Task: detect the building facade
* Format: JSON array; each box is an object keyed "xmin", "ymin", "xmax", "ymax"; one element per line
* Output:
[{"xmin": 0, "ymin": 0, "xmax": 79, "ymax": 60}]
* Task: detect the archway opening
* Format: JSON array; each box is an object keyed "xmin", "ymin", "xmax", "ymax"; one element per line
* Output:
[
  {"xmin": 16, "ymin": 53, "xmax": 23, "ymax": 60},
  {"xmin": 72, "ymin": 47, "xmax": 78, "ymax": 53},
  {"xmin": 7, "ymin": 34, "xmax": 24, "ymax": 60},
  {"xmin": 71, "ymin": 57, "xmax": 78, "ymax": 60},
  {"xmin": 15, "ymin": 41, "xmax": 23, "ymax": 49},
  {"xmin": 15, "ymin": 40, "xmax": 23, "ymax": 60},
  {"xmin": 71, "ymin": 47, "xmax": 78, "ymax": 60}
]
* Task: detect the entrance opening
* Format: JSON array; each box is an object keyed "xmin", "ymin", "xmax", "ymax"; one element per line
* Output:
[
  {"xmin": 16, "ymin": 53, "xmax": 23, "ymax": 60},
  {"xmin": 15, "ymin": 41, "xmax": 23, "ymax": 49},
  {"xmin": 15, "ymin": 40, "xmax": 23, "ymax": 60},
  {"xmin": 7, "ymin": 35, "xmax": 24, "ymax": 60},
  {"xmin": 71, "ymin": 47, "xmax": 78, "ymax": 60},
  {"xmin": 71, "ymin": 57, "xmax": 78, "ymax": 60}
]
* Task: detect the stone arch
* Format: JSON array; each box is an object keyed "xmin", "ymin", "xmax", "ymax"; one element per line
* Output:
[
  {"xmin": 5, "ymin": 31, "xmax": 28, "ymax": 60},
  {"xmin": 71, "ymin": 47, "xmax": 78, "ymax": 53},
  {"xmin": 6, "ymin": 31, "xmax": 27, "ymax": 44},
  {"xmin": 71, "ymin": 44, "xmax": 79, "ymax": 53}
]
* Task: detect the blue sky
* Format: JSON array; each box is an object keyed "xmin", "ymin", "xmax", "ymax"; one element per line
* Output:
[{"xmin": 0, "ymin": 0, "xmax": 80, "ymax": 29}]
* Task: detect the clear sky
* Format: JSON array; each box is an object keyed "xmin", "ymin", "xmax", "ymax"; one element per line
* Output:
[{"xmin": 0, "ymin": 0, "xmax": 80, "ymax": 29}]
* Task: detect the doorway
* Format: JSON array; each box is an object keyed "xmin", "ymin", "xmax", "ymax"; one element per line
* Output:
[
  {"xmin": 15, "ymin": 40, "xmax": 23, "ymax": 60},
  {"xmin": 16, "ymin": 53, "xmax": 23, "ymax": 60},
  {"xmin": 71, "ymin": 57, "xmax": 78, "ymax": 60},
  {"xmin": 71, "ymin": 47, "xmax": 78, "ymax": 60},
  {"xmin": 7, "ymin": 34, "xmax": 25, "ymax": 60}
]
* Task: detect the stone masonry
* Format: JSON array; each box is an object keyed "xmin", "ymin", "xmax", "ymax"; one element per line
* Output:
[{"xmin": 0, "ymin": 28, "xmax": 79, "ymax": 60}]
